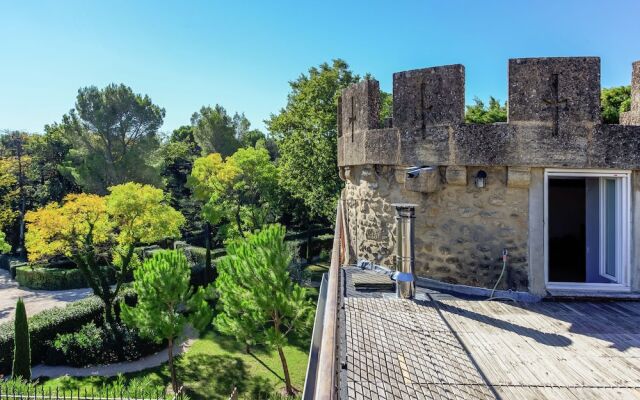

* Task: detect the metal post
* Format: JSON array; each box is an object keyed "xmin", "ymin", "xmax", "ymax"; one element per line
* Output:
[{"xmin": 392, "ymin": 203, "xmax": 417, "ymax": 299}]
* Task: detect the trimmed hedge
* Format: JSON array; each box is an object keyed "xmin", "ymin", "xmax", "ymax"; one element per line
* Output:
[
  {"xmin": 15, "ymin": 266, "xmax": 116, "ymax": 290},
  {"xmin": 0, "ymin": 288, "xmax": 137, "ymax": 374}
]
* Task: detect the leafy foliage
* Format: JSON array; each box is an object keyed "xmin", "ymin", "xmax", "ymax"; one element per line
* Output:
[
  {"xmin": 267, "ymin": 59, "xmax": 360, "ymax": 221},
  {"xmin": 12, "ymin": 298, "xmax": 31, "ymax": 380},
  {"xmin": 189, "ymin": 146, "xmax": 279, "ymax": 239},
  {"xmin": 601, "ymin": 86, "xmax": 632, "ymax": 124},
  {"xmin": 191, "ymin": 105, "xmax": 241, "ymax": 157},
  {"xmin": 53, "ymin": 84, "xmax": 165, "ymax": 194},
  {"xmin": 0, "ymin": 231, "xmax": 10, "ymax": 253},
  {"xmin": 15, "ymin": 265, "xmax": 115, "ymax": 290},
  {"xmin": 121, "ymin": 250, "xmax": 212, "ymax": 393},
  {"xmin": 25, "ymin": 184, "xmax": 185, "ymax": 327},
  {"xmin": 0, "ymin": 295, "xmax": 107, "ymax": 374},
  {"xmin": 465, "ymin": 97, "xmax": 507, "ymax": 124},
  {"xmin": 48, "ymin": 322, "xmax": 162, "ymax": 367},
  {"xmin": 216, "ymin": 224, "xmax": 314, "ymax": 395}
]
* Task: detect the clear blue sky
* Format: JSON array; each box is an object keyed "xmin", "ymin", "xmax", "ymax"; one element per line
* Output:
[{"xmin": 1, "ymin": 0, "xmax": 639, "ymax": 135}]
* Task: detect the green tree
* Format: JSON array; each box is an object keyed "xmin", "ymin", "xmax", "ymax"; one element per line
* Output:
[
  {"xmin": 601, "ymin": 86, "xmax": 632, "ymax": 124},
  {"xmin": 266, "ymin": 59, "xmax": 361, "ymax": 221},
  {"xmin": 12, "ymin": 298, "xmax": 31, "ymax": 380},
  {"xmin": 191, "ymin": 105, "xmax": 241, "ymax": 157},
  {"xmin": 465, "ymin": 97, "xmax": 507, "ymax": 124},
  {"xmin": 0, "ymin": 231, "xmax": 10, "ymax": 253},
  {"xmin": 53, "ymin": 84, "xmax": 165, "ymax": 194},
  {"xmin": 25, "ymin": 184, "xmax": 185, "ymax": 328},
  {"xmin": 121, "ymin": 250, "xmax": 212, "ymax": 394},
  {"xmin": 216, "ymin": 224, "xmax": 314, "ymax": 395},
  {"xmin": 188, "ymin": 146, "xmax": 279, "ymax": 240}
]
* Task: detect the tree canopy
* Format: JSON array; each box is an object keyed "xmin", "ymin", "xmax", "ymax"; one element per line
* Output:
[
  {"xmin": 216, "ymin": 224, "xmax": 313, "ymax": 395},
  {"xmin": 25, "ymin": 184, "xmax": 185, "ymax": 327},
  {"xmin": 267, "ymin": 59, "xmax": 360, "ymax": 221},
  {"xmin": 121, "ymin": 250, "xmax": 211, "ymax": 394},
  {"xmin": 601, "ymin": 86, "xmax": 632, "ymax": 124},
  {"xmin": 188, "ymin": 146, "xmax": 279, "ymax": 239},
  {"xmin": 465, "ymin": 97, "xmax": 507, "ymax": 124},
  {"xmin": 53, "ymin": 84, "xmax": 165, "ymax": 194},
  {"xmin": 191, "ymin": 105, "xmax": 242, "ymax": 157}
]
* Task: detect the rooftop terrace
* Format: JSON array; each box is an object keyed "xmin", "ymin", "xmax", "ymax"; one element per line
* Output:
[{"xmin": 339, "ymin": 267, "xmax": 640, "ymax": 400}]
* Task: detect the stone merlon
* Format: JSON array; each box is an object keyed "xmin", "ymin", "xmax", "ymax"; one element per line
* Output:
[{"xmin": 338, "ymin": 57, "xmax": 640, "ymax": 170}]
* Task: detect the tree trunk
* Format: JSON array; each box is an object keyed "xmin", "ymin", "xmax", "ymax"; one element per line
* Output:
[
  {"xmin": 168, "ymin": 338, "xmax": 178, "ymax": 394},
  {"xmin": 277, "ymin": 345, "xmax": 294, "ymax": 395},
  {"xmin": 235, "ymin": 206, "xmax": 245, "ymax": 238}
]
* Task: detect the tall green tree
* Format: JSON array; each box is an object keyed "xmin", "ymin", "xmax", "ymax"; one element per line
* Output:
[
  {"xmin": 25, "ymin": 184, "xmax": 185, "ymax": 328},
  {"xmin": 188, "ymin": 146, "xmax": 279, "ymax": 240},
  {"xmin": 54, "ymin": 84, "xmax": 165, "ymax": 194},
  {"xmin": 191, "ymin": 105, "xmax": 241, "ymax": 157},
  {"xmin": 12, "ymin": 298, "xmax": 31, "ymax": 381},
  {"xmin": 216, "ymin": 224, "xmax": 314, "ymax": 395},
  {"xmin": 601, "ymin": 86, "xmax": 632, "ymax": 124},
  {"xmin": 121, "ymin": 250, "xmax": 212, "ymax": 394},
  {"xmin": 266, "ymin": 59, "xmax": 361, "ymax": 221},
  {"xmin": 465, "ymin": 97, "xmax": 507, "ymax": 124}
]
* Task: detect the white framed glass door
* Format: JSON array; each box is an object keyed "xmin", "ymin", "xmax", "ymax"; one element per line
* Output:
[{"xmin": 544, "ymin": 169, "xmax": 630, "ymax": 291}]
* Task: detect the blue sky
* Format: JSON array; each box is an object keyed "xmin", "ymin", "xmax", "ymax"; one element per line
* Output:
[{"xmin": 1, "ymin": 0, "xmax": 639, "ymax": 135}]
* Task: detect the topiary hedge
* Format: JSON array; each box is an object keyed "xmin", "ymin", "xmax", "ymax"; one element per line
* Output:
[
  {"xmin": 15, "ymin": 266, "xmax": 116, "ymax": 290},
  {"xmin": 0, "ymin": 288, "xmax": 137, "ymax": 374}
]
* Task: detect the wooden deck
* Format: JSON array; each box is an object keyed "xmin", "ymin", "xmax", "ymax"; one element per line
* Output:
[{"xmin": 342, "ymin": 269, "xmax": 640, "ymax": 399}]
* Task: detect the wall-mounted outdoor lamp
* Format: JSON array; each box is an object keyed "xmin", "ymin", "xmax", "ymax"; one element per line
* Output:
[{"xmin": 475, "ymin": 170, "xmax": 487, "ymax": 188}]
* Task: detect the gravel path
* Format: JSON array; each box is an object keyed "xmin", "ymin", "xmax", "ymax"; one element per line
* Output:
[
  {"xmin": 32, "ymin": 330, "xmax": 197, "ymax": 378},
  {"xmin": 0, "ymin": 269, "xmax": 93, "ymax": 324}
]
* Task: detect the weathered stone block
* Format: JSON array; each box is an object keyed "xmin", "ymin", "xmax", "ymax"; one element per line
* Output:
[
  {"xmin": 507, "ymin": 167, "xmax": 531, "ymax": 188},
  {"xmin": 404, "ymin": 167, "xmax": 440, "ymax": 193},
  {"xmin": 508, "ymin": 57, "xmax": 601, "ymax": 132},
  {"xmin": 620, "ymin": 61, "xmax": 640, "ymax": 125},
  {"xmin": 393, "ymin": 65, "xmax": 465, "ymax": 130},
  {"xmin": 339, "ymin": 79, "xmax": 380, "ymax": 139},
  {"xmin": 445, "ymin": 166, "xmax": 467, "ymax": 186}
]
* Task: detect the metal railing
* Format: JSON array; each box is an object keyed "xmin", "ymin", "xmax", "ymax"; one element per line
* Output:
[
  {"xmin": 0, "ymin": 384, "xmax": 182, "ymax": 400},
  {"xmin": 302, "ymin": 198, "xmax": 346, "ymax": 399}
]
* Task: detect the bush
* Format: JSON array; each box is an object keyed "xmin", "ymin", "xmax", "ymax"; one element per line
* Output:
[
  {"xmin": 0, "ymin": 288, "xmax": 136, "ymax": 375},
  {"xmin": 15, "ymin": 265, "xmax": 116, "ymax": 290},
  {"xmin": 46, "ymin": 322, "xmax": 162, "ymax": 367}
]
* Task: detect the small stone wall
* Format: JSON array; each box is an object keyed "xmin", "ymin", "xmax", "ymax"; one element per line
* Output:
[{"xmin": 344, "ymin": 165, "xmax": 529, "ymax": 290}]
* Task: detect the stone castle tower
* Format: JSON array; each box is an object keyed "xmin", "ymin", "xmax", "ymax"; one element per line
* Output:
[{"xmin": 338, "ymin": 57, "xmax": 640, "ymax": 294}]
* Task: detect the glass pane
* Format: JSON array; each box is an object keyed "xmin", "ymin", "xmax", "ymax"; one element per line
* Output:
[{"xmin": 605, "ymin": 179, "xmax": 616, "ymax": 277}]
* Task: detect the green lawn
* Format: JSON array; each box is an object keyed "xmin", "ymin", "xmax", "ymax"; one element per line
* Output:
[
  {"xmin": 35, "ymin": 263, "xmax": 327, "ymax": 399},
  {"xmin": 40, "ymin": 330, "xmax": 310, "ymax": 399}
]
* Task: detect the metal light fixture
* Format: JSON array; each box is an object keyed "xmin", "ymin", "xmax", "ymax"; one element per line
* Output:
[{"xmin": 475, "ymin": 170, "xmax": 487, "ymax": 188}]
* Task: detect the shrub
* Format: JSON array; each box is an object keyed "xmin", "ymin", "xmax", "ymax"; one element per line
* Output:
[
  {"xmin": 12, "ymin": 299, "xmax": 30, "ymax": 380},
  {"xmin": 15, "ymin": 265, "xmax": 116, "ymax": 290},
  {"xmin": 46, "ymin": 322, "xmax": 162, "ymax": 367},
  {"xmin": 0, "ymin": 289, "xmax": 136, "ymax": 374}
]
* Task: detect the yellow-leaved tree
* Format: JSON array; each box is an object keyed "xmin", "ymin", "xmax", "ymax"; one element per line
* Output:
[{"xmin": 25, "ymin": 183, "xmax": 185, "ymax": 328}]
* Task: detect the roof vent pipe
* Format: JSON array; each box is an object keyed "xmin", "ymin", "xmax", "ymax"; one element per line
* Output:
[{"xmin": 392, "ymin": 203, "xmax": 417, "ymax": 299}]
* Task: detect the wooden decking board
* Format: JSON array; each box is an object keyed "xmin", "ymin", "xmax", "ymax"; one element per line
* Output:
[{"xmin": 341, "ymin": 267, "xmax": 640, "ymax": 399}]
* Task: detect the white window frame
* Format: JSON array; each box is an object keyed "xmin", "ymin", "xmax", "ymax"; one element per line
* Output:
[{"xmin": 544, "ymin": 169, "xmax": 631, "ymax": 292}]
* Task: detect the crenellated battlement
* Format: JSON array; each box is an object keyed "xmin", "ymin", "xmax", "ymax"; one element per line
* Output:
[{"xmin": 338, "ymin": 57, "xmax": 640, "ymax": 170}]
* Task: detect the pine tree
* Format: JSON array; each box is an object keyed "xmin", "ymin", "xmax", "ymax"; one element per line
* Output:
[
  {"xmin": 12, "ymin": 298, "xmax": 31, "ymax": 380},
  {"xmin": 216, "ymin": 224, "xmax": 314, "ymax": 395},
  {"xmin": 120, "ymin": 250, "xmax": 212, "ymax": 394}
]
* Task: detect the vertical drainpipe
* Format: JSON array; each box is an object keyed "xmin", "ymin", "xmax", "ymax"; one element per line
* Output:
[{"xmin": 392, "ymin": 203, "xmax": 417, "ymax": 299}]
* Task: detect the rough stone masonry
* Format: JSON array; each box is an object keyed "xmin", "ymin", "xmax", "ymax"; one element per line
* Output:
[{"xmin": 338, "ymin": 57, "xmax": 640, "ymax": 294}]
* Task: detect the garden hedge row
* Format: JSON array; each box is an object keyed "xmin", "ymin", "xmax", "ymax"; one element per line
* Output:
[
  {"xmin": 0, "ymin": 288, "xmax": 136, "ymax": 374},
  {"xmin": 15, "ymin": 266, "xmax": 116, "ymax": 290}
]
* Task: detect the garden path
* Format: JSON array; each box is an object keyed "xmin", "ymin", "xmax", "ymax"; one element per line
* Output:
[{"xmin": 0, "ymin": 269, "xmax": 93, "ymax": 324}]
